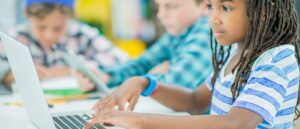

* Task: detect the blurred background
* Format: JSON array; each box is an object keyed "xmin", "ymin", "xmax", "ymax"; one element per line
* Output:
[
  {"xmin": 0, "ymin": 0, "xmax": 165, "ymax": 58},
  {"xmin": 0, "ymin": 0, "xmax": 299, "ymax": 58}
]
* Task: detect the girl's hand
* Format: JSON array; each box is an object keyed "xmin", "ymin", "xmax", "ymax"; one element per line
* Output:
[
  {"xmin": 84, "ymin": 109, "xmax": 142, "ymax": 129},
  {"xmin": 93, "ymin": 77, "xmax": 149, "ymax": 113}
]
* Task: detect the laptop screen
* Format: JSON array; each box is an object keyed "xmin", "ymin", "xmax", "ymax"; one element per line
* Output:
[{"xmin": 0, "ymin": 31, "xmax": 56, "ymax": 129}]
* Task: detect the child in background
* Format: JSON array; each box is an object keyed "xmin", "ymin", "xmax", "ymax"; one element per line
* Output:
[
  {"xmin": 99, "ymin": 0, "xmax": 212, "ymax": 89},
  {"xmin": 0, "ymin": 0, "xmax": 128, "ymax": 91},
  {"xmin": 87, "ymin": 0, "xmax": 300, "ymax": 129}
]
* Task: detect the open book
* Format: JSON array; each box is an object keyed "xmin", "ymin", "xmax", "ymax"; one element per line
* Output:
[{"xmin": 41, "ymin": 76, "xmax": 83, "ymax": 96}]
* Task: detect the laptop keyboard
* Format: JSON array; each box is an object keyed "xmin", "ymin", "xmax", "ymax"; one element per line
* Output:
[{"xmin": 53, "ymin": 114, "xmax": 106, "ymax": 129}]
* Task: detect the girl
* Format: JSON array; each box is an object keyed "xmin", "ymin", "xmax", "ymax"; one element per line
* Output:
[
  {"xmin": 87, "ymin": 0, "xmax": 300, "ymax": 129},
  {"xmin": 0, "ymin": 0, "xmax": 128, "ymax": 91}
]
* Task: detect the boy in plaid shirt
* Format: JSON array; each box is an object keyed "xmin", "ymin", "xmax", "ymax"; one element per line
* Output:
[
  {"xmin": 102, "ymin": 0, "xmax": 212, "ymax": 89},
  {"xmin": 0, "ymin": 0, "xmax": 128, "ymax": 91}
]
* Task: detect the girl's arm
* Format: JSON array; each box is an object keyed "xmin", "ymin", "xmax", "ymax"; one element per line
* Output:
[
  {"xmin": 152, "ymin": 83, "xmax": 212, "ymax": 114},
  {"xmin": 140, "ymin": 107, "xmax": 263, "ymax": 129},
  {"xmin": 86, "ymin": 107, "xmax": 262, "ymax": 129}
]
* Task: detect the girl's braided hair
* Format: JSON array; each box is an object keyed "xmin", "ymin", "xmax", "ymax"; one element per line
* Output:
[{"xmin": 210, "ymin": 0, "xmax": 300, "ymax": 119}]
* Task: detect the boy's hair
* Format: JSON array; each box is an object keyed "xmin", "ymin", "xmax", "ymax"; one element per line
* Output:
[
  {"xmin": 210, "ymin": 0, "xmax": 300, "ymax": 119},
  {"xmin": 25, "ymin": 3, "xmax": 74, "ymax": 19}
]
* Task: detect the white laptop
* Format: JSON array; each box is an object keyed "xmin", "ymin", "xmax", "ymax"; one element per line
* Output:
[{"xmin": 0, "ymin": 31, "xmax": 106, "ymax": 129}]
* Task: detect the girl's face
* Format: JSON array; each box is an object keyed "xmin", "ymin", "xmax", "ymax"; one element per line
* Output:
[
  {"xmin": 28, "ymin": 11, "xmax": 69, "ymax": 48},
  {"xmin": 208, "ymin": 0, "xmax": 248, "ymax": 46},
  {"xmin": 154, "ymin": 0, "xmax": 206, "ymax": 36}
]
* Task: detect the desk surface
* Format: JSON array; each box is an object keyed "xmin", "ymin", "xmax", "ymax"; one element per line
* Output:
[{"xmin": 0, "ymin": 94, "xmax": 187, "ymax": 129}]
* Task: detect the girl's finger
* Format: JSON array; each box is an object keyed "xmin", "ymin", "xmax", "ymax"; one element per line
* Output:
[
  {"xmin": 84, "ymin": 118, "xmax": 102, "ymax": 129},
  {"xmin": 94, "ymin": 111, "xmax": 115, "ymax": 127},
  {"xmin": 117, "ymin": 97, "xmax": 127, "ymax": 111},
  {"xmin": 104, "ymin": 99, "xmax": 118, "ymax": 111},
  {"xmin": 93, "ymin": 98, "xmax": 109, "ymax": 112},
  {"xmin": 93, "ymin": 97, "xmax": 116, "ymax": 114},
  {"xmin": 128, "ymin": 96, "xmax": 139, "ymax": 112},
  {"xmin": 93, "ymin": 96, "xmax": 113, "ymax": 111}
]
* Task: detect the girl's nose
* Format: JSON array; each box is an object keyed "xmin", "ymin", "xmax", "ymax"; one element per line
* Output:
[{"xmin": 213, "ymin": 19, "xmax": 222, "ymax": 25}]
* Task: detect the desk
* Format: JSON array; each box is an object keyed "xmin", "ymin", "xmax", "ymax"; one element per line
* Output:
[{"xmin": 0, "ymin": 94, "xmax": 188, "ymax": 129}]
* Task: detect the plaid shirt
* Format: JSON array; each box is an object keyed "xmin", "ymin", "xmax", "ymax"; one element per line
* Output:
[
  {"xmin": 105, "ymin": 16, "xmax": 212, "ymax": 89},
  {"xmin": 0, "ymin": 20, "xmax": 129, "ymax": 82}
]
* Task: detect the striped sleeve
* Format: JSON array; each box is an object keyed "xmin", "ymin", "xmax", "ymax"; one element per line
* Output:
[
  {"xmin": 233, "ymin": 48, "xmax": 295, "ymax": 128},
  {"xmin": 205, "ymin": 75, "xmax": 213, "ymax": 91}
]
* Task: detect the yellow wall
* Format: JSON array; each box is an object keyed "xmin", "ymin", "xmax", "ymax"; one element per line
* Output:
[{"xmin": 75, "ymin": 0, "xmax": 146, "ymax": 58}]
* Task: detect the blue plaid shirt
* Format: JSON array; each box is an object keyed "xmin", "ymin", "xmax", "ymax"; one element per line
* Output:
[{"xmin": 105, "ymin": 16, "xmax": 212, "ymax": 89}]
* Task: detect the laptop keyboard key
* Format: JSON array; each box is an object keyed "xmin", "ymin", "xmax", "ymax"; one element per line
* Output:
[
  {"xmin": 54, "ymin": 123, "xmax": 62, "ymax": 129},
  {"xmin": 53, "ymin": 114, "xmax": 105, "ymax": 129},
  {"xmin": 53, "ymin": 117, "xmax": 70, "ymax": 129},
  {"xmin": 81, "ymin": 114, "xmax": 92, "ymax": 120},
  {"xmin": 66, "ymin": 115, "xmax": 84, "ymax": 128},
  {"xmin": 59, "ymin": 116, "xmax": 79, "ymax": 129}
]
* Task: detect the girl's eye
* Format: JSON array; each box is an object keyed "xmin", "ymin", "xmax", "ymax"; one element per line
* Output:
[
  {"xmin": 223, "ymin": 6, "xmax": 233, "ymax": 12},
  {"xmin": 207, "ymin": 4, "xmax": 213, "ymax": 10}
]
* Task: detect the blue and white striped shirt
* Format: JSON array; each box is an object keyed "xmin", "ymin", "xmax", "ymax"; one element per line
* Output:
[{"xmin": 206, "ymin": 45, "xmax": 299, "ymax": 129}]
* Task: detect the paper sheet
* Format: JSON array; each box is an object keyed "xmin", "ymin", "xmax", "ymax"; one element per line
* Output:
[{"xmin": 41, "ymin": 76, "xmax": 79, "ymax": 90}]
